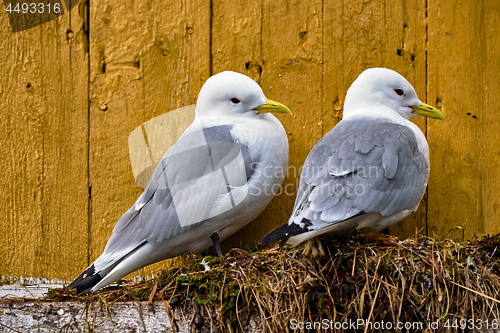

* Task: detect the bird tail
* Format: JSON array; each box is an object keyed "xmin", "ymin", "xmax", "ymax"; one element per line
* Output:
[
  {"xmin": 258, "ymin": 223, "xmax": 295, "ymax": 248},
  {"xmin": 68, "ymin": 240, "xmax": 148, "ymax": 293},
  {"xmin": 259, "ymin": 184, "xmax": 316, "ymax": 248},
  {"xmin": 68, "ymin": 264, "xmax": 103, "ymax": 293}
]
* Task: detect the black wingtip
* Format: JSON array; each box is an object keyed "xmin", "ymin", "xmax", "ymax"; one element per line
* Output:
[
  {"xmin": 278, "ymin": 238, "xmax": 288, "ymax": 249},
  {"xmin": 259, "ymin": 218, "xmax": 313, "ymax": 247},
  {"xmin": 68, "ymin": 264, "xmax": 103, "ymax": 293},
  {"xmin": 258, "ymin": 224, "xmax": 287, "ymax": 246}
]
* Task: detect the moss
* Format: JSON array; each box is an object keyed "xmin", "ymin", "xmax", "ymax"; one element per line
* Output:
[{"xmin": 12, "ymin": 233, "xmax": 496, "ymax": 332}]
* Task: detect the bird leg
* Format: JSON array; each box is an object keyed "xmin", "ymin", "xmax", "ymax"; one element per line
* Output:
[
  {"xmin": 210, "ymin": 232, "xmax": 223, "ymax": 258},
  {"xmin": 303, "ymin": 239, "xmax": 316, "ymax": 256},
  {"xmin": 316, "ymin": 238, "xmax": 325, "ymax": 256},
  {"xmin": 303, "ymin": 238, "xmax": 325, "ymax": 257}
]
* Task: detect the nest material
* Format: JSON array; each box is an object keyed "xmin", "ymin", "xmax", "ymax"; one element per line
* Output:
[{"xmin": 33, "ymin": 233, "xmax": 500, "ymax": 332}]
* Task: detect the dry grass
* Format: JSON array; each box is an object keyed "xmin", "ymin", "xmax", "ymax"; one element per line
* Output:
[{"xmin": 32, "ymin": 232, "xmax": 500, "ymax": 332}]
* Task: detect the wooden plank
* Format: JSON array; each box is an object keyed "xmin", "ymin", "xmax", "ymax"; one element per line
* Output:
[
  {"xmin": 211, "ymin": 0, "xmax": 263, "ymax": 82},
  {"xmin": 88, "ymin": 0, "xmax": 211, "ymax": 279},
  {"xmin": 481, "ymin": 1, "xmax": 500, "ymax": 237},
  {"xmin": 2, "ymin": 0, "xmax": 499, "ymax": 283},
  {"xmin": 39, "ymin": 2, "xmax": 90, "ymax": 280},
  {"xmin": 0, "ymin": 9, "xmax": 44, "ymax": 280},
  {"xmin": 210, "ymin": 0, "xmax": 264, "ymax": 250},
  {"xmin": 427, "ymin": 0, "xmax": 500, "ymax": 239},
  {"xmin": 323, "ymin": 0, "xmax": 429, "ymax": 239},
  {"xmin": 0, "ymin": 4, "xmax": 89, "ymax": 279},
  {"xmin": 233, "ymin": 0, "xmax": 325, "ymax": 244}
]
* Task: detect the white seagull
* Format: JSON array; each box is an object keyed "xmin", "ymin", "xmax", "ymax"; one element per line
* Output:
[
  {"xmin": 259, "ymin": 68, "xmax": 444, "ymax": 248},
  {"xmin": 70, "ymin": 71, "xmax": 291, "ymax": 292}
]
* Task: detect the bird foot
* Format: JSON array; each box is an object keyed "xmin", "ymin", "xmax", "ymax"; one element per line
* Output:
[{"xmin": 303, "ymin": 238, "xmax": 325, "ymax": 257}]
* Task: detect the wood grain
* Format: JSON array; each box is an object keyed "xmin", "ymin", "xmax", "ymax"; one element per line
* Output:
[
  {"xmin": 246, "ymin": 0, "xmax": 325, "ymax": 243},
  {"xmin": 323, "ymin": 0, "xmax": 430, "ymax": 239},
  {"xmin": 211, "ymin": 0, "xmax": 264, "ymax": 252},
  {"xmin": 0, "ymin": 2, "xmax": 89, "ymax": 279},
  {"xmin": 88, "ymin": 0, "xmax": 211, "ymax": 279},
  {"xmin": 0, "ymin": 0, "xmax": 499, "ymax": 281},
  {"xmin": 427, "ymin": 0, "xmax": 500, "ymax": 239}
]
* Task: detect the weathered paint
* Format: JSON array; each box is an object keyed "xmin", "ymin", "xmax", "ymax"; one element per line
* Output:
[
  {"xmin": 0, "ymin": 0, "xmax": 498, "ymax": 281},
  {"xmin": 0, "ymin": 1, "xmax": 89, "ymax": 279},
  {"xmin": 426, "ymin": 0, "xmax": 500, "ymax": 238},
  {"xmin": 0, "ymin": 301, "xmax": 219, "ymax": 332}
]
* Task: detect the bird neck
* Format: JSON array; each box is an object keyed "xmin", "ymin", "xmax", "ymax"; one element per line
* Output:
[{"xmin": 342, "ymin": 105, "xmax": 407, "ymax": 125}]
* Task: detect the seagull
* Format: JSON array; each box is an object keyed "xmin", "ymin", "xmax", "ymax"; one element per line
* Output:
[
  {"xmin": 69, "ymin": 71, "xmax": 291, "ymax": 292},
  {"xmin": 259, "ymin": 68, "xmax": 444, "ymax": 249}
]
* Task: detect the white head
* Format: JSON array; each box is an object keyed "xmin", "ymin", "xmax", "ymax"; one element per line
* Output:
[
  {"xmin": 343, "ymin": 68, "xmax": 444, "ymax": 121},
  {"xmin": 195, "ymin": 71, "xmax": 291, "ymax": 119}
]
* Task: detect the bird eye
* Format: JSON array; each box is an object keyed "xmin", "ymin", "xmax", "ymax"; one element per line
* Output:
[
  {"xmin": 231, "ymin": 98, "xmax": 241, "ymax": 104},
  {"xmin": 394, "ymin": 89, "xmax": 404, "ymax": 96}
]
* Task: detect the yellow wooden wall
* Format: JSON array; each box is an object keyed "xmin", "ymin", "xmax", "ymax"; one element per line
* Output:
[{"xmin": 0, "ymin": 0, "xmax": 498, "ymax": 281}]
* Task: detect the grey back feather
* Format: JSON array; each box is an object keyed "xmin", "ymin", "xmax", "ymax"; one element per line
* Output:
[
  {"xmin": 95, "ymin": 125, "xmax": 254, "ymax": 273},
  {"xmin": 293, "ymin": 119, "xmax": 428, "ymax": 229}
]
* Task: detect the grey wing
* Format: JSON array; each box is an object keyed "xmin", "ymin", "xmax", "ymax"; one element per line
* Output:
[
  {"xmin": 93, "ymin": 124, "xmax": 254, "ymax": 273},
  {"xmin": 293, "ymin": 120, "xmax": 428, "ymax": 231}
]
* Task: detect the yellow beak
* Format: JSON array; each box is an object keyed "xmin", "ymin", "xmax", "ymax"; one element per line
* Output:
[
  {"xmin": 411, "ymin": 103, "xmax": 445, "ymax": 120},
  {"xmin": 254, "ymin": 99, "xmax": 292, "ymax": 115}
]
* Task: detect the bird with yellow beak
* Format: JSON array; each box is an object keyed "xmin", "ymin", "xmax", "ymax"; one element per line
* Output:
[
  {"xmin": 69, "ymin": 71, "xmax": 291, "ymax": 292},
  {"xmin": 259, "ymin": 68, "xmax": 444, "ymax": 254}
]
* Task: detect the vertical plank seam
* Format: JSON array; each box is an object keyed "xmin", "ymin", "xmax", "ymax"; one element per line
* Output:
[
  {"xmin": 321, "ymin": 0, "xmax": 325, "ymax": 137},
  {"xmin": 86, "ymin": 0, "xmax": 91, "ymax": 267},
  {"xmin": 424, "ymin": 0, "xmax": 429, "ymax": 237},
  {"xmin": 382, "ymin": 0, "xmax": 385, "ymax": 66},
  {"xmin": 39, "ymin": 23, "xmax": 46, "ymax": 278},
  {"xmin": 260, "ymin": 0, "xmax": 263, "ymax": 84},
  {"xmin": 209, "ymin": 0, "xmax": 213, "ymax": 76},
  {"xmin": 259, "ymin": 0, "xmax": 264, "ymax": 227},
  {"xmin": 341, "ymin": 0, "xmax": 344, "ymax": 111},
  {"xmin": 479, "ymin": 1, "xmax": 486, "ymax": 234},
  {"xmin": 67, "ymin": 0, "xmax": 71, "ymax": 26},
  {"xmin": 68, "ymin": 0, "xmax": 74, "ymax": 280}
]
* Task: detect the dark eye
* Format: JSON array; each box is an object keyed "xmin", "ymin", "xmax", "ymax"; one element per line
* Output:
[
  {"xmin": 231, "ymin": 98, "xmax": 241, "ymax": 104},
  {"xmin": 394, "ymin": 89, "xmax": 404, "ymax": 96}
]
